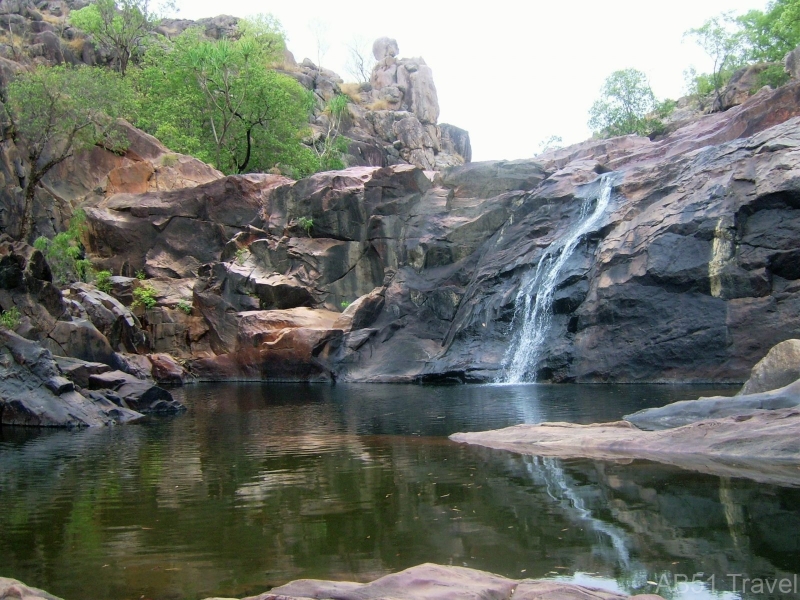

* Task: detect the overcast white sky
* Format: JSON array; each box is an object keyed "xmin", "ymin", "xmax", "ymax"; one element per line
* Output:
[{"xmin": 172, "ymin": 0, "xmax": 769, "ymax": 161}]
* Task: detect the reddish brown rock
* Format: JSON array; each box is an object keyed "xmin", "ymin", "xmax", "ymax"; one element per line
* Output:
[{"xmin": 258, "ymin": 563, "xmax": 660, "ymax": 600}]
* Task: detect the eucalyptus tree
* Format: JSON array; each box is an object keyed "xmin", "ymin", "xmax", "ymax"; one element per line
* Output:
[
  {"xmin": 135, "ymin": 17, "xmax": 318, "ymax": 176},
  {"xmin": 588, "ymin": 69, "xmax": 659, "ymax": 138},
  {"xmin": 69, "ymin": 0, "xmax": 175, "ymax": 76},
  {"xmin": 5, "ymin": 65, "xmax": 135, "ymax": 240}
]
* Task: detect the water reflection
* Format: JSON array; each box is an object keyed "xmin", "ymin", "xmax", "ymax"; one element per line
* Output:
[{"xmin": 1, "ymin": 383, "xmax": 797, "ymax": 600}]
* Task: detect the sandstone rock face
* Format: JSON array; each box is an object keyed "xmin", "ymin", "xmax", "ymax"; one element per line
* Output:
[
  {"xmin": 739, "ymin": 339, "xmax": 800, "ymax": 395},
  {"xmin": 84, "ymin": 84, "xmax": 800, "ymax": 384}
]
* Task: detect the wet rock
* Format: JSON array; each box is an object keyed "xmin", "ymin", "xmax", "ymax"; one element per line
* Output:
[
  {"xmin": 148, "ymin": 352, "xmax": 188, "ymax": 385},
  {"xmin": 88, "ymin": 370, "xmax": 184, "ymax": 413},
  {"xmin": 54, "ymin": 355, "xmax": 111, "ymax": 388}
]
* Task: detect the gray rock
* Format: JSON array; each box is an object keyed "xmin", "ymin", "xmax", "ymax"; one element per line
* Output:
[
  {"xmin": 625, "ymin": 379, "xmax": 800, "ymax": 430},
  {"xmin": 88, "ymin": 370, "xmax": 184, "ymax": 413},
  {"xmin": 739, "ymin": 339, "xmax": 800, "ymax": 395},
  {"xmin": 0, "ymin": 330, "xmax": 143, "ymax": 427}
]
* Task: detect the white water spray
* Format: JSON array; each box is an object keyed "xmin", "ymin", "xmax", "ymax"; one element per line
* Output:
[{"xmin": 500, "ymin": 174, "xmax": 615, "ymax": 384}]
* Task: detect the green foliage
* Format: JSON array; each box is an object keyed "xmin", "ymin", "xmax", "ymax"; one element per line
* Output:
[
  {"xmin": 234, "ymin": 247, "xmax": 249, "ymax": 265},
  {"xmin": 297, "ymin": 216, "xmax": 314, "ymax": 237},
  {"xmin": 134, "ymin": 21, "xmax": 319, "ymax": 176},
  {"xmin": 314, "ymin": 94, "xmax": 350, "ymax": 171},
  {"xmin": 132, "ymin": 284, "xmax": 157, "ymax": 309},
  {"xmin": 340, "ymin": 300, "xmax": 351, "ymax": 310},
  {"xmin": 69, "ymin": 0, "xmax": 175, "ymax": 75},
  {"xmin": 176, "ymin": 300, "xmax": 192, "ymax": 314},
  {"xmin": 757, "ymin": 63, "xmax": 791, "ymax": 89},
  {"xmin": 0, "ymin": 307, "xmax": 21, "ymax": 330},
  {"xmin": 686, "ymin": 13, "xmax": 745, "ymax": 107},
  {"xmin": 33, "ymin": 210, "xmax": 93, "ymax": 285},
  {"xmin": 94, "ymin": 270, "xmax": 113, "ymax": 293},
  {"xmin": 5, "ymin": 65, "xmax": 135, "ymax": 239},
  {"xmin": 135, "ymin": 270, "xmax": 146, "ymax": 280},
  {"xmin": 535, "ymin": 135, "xmax": 563, "ymax": 156},
  {"xmin": 588, "ymin": 69, "xmax": 663, "ymax": 138}
]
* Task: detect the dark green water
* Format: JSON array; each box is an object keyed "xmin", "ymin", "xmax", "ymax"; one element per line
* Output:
[{"xmin": 2, "ymin": 383, "xmax": 799, "ymax": 600}]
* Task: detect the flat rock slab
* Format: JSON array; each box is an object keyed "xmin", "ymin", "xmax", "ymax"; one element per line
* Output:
[
  {"xmin": 0, "ymin": 578, "xmax": 64, "ymax": 600},
  {"xmin": 451, "ymin": 408, "xmax": 800, "ymax": 487},
  {"xmin": 624, "ymin": 379, "xmax": 800, "ymax": 430},
  {"xmin": 237, "ymin": 564, "xmax": 661, "ymax": 600}
]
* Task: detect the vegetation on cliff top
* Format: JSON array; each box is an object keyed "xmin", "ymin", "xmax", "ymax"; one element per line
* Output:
[{"xmin": 589, "ymin": 0, "xmax": 800, "ymax": 140}]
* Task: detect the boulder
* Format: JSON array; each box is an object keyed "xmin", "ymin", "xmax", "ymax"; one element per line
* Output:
[
  {"xmin": 189, "ymin": 307, "xmax": 342, "ymax": 381},
  {"xmin": 625, "ymin": 379, "xmax": 800, "ymax": 430},
  {"xmin": 717, "ymin": 63, "xmax": 773, "ymax": 111},
  {"xmin": 739, "ymin": 339, "xmax": 800, "ymax": 395},
  {"xmin": 0, "ymin": 329, "xmax": 143, "ymax": 427},
  {"xmin": 785, "ymin": 43, "xmax": 800, "ymax": 80},
  {"xmin": 88, "ymin": 370, "xmax": 184, "ymax": 413},
  {"xmin": 0, "ymin": 578, "xmax": 63, "ymax": 600}
]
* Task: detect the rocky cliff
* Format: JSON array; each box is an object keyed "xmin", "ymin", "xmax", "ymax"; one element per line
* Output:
[
  {"xmin": 46, "ymin": 79, "xmax": 799, "ymax": 386},
  {"xmin": 4, "ymin": 4, "xmax": 800, "ymax": 405}
]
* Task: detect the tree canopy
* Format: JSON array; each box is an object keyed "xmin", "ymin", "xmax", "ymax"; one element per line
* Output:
[
  {"xmin": 134, "ymin": 19, "xmax": 320, "ymax": 177},
  {"xmin": 5, "ymin": 65, "xmax": 135, "ymax": 239},
  {"xmin": 69, "ymin": 0, "xmax": 175, "ymax": 76},
  {"xmin": 588, "ymin": 69, "xmax": 660, "ymax": 138}
]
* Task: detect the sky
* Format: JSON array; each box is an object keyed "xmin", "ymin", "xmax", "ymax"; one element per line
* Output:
[{"xmin": 171, "ymin": 0, "xmax": 769, "ymax": 162}]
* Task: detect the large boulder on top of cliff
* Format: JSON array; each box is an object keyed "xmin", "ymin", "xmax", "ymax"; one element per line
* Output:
[
  {"xmin": 370, "ymin": 39, "xmax": 440, "ymax": 126},
  {"xmin": 372, "ymin": 37, "xmax": 399, "ymax": 60},
  {"xmin": 716, "ymin": 63, "xmax": 773, "ymax": 111},
  {"xmin": 739, "ymin": 339, "xmax": 800, "ymax": 395}
]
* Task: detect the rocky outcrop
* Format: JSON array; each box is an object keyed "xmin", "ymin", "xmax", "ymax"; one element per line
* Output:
[
  {"xmin": 451, "ymin": 406, "xmax": 800, "ymax": 486},
  {"xmin": 75, "ymin": 81, "xmax": 800, "ymax": 383},
  {"xmin": 624, "ymin": 379, "xmax": 800, "ymax": 430},
  {"xmin": 1, "ymin": 569, "xmax": 664, "ymax": 600},
  {"xmin": 0, "ymin": 578, "xmax": 62, "ymax": 600},
  {"xmin": 0, "ymin": 329, "xmax": 143, "ymax": 427}
]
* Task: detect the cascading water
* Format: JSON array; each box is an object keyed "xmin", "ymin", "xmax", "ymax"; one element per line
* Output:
[{"xmin": 499, "ymin": 174, "xmax": 615, "ymax": 384}]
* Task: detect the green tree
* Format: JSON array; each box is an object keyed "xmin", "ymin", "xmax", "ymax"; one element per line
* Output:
[
  {"xmin": 5, "ymin": 65, "xmax": 135, "ymax": 240},
  {"xmin": 588, "ymin": 69, "xmax": 659, "ymax": 138},
  {"xmin": 135, "ymin": 20, "xmax": 319, "ymax": 176},
  {"xmin": 69, "ymin": 0, "xmax": 174, "ymax": 76},
  {"xmin": 685, "ymin": 14, "xmax": 744, "ymax": 109}
]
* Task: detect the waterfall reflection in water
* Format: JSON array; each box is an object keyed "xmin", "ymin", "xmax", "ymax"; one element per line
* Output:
[{"xmin": 0, "ymin": 383, "xmax": 795, "ymax": 600}]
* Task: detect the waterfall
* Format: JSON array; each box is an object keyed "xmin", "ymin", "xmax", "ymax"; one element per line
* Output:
[{"xmin": 500, "ymin": 174, "xmax": 615, "ymax": 384}]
